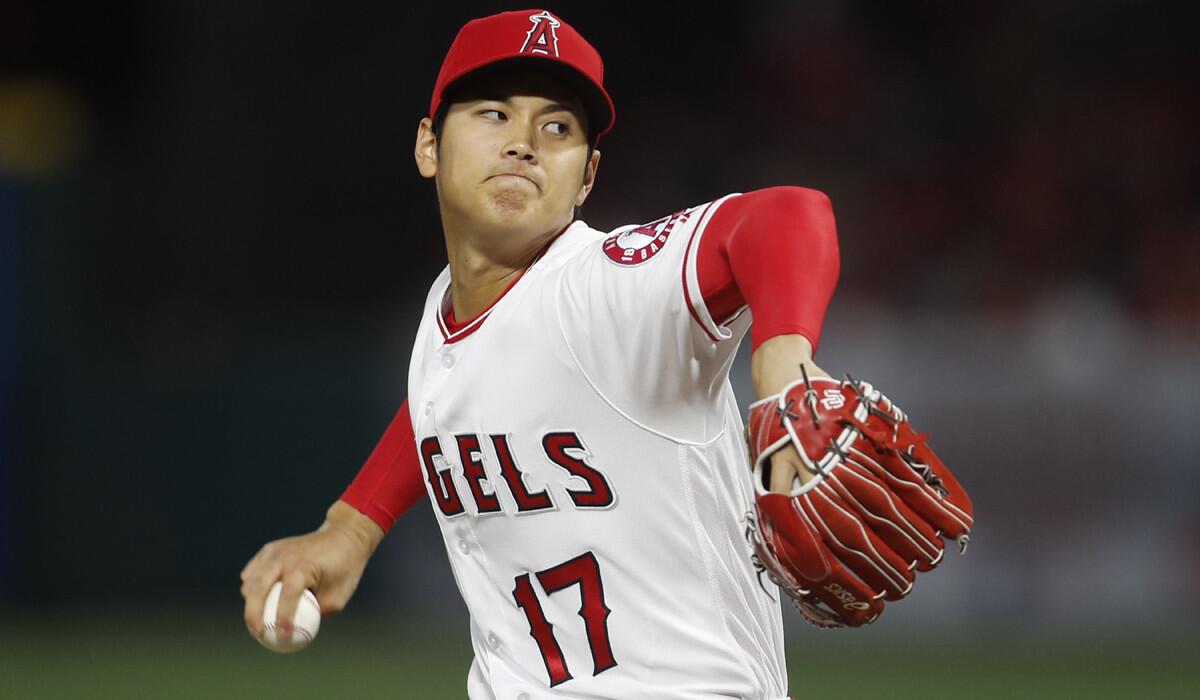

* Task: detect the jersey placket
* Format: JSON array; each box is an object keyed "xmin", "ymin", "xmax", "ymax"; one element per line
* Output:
[{"xmin": 418, "ymin": 339, "xmax": 511, "ymax": 671}]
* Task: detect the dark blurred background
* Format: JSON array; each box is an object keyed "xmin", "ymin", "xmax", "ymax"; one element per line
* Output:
[{"xmin": 1, "ymin": 1, "xmax": 1197, "ymax": 697}]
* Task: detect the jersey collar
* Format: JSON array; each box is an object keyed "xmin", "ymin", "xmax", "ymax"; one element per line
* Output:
[{"xmin": 436, "ymin": 221, "xmax": 580, "ymax": 343}]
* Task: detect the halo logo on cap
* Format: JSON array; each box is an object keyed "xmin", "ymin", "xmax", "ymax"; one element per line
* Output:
[{"xmin": 521, "ymin": 11, "xmax": 561, "ymax": 57}]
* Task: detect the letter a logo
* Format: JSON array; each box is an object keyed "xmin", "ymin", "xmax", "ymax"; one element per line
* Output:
[{"xmin": 521, "ymin": 11, "xmax": 561, "ymax": 57}]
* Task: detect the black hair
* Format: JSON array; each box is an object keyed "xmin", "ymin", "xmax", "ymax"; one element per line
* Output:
[{"xmin": 429, "ymin": 75, "xmax": 598, "ymax": 220}]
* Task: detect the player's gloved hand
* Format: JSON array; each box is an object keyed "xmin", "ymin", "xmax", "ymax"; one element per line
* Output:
[
  {"xmin": 240, "ymin": 500, "xmax": 384, "ymax": 641},
  {"xmin": 745, "ymin": 371, "xmax": 974, "ymax": 628}
]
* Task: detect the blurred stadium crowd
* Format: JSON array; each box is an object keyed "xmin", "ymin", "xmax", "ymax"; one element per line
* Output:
[{"xmin": 1, "ymin": 1, "xmax": 1196, "ymax": 639}]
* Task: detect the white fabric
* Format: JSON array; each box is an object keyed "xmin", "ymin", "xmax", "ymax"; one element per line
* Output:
[{"xmin": 408, "ymin": 197, "xmax": 788, "ymax": 699}]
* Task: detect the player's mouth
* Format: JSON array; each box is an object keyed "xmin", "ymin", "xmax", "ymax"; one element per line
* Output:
[{"xmin": 487, "ymin": 173, "xmax": 540, "ymax": 190}]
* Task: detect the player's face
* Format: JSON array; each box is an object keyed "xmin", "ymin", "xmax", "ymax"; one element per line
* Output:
[{"xmin": 415, "ymin": 70, "xmax": 601, "ymax": 241}]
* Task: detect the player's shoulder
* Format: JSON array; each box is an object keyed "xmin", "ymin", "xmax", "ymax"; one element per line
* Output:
[
  {"xmin": 568, "ymin": 193, "xmax": 744, "ymax": 269},
  {"xmin": 561, "ymin": 187, "xmax": 833, "ymax": 269},
  {"xmin": 732, "ymin": 185, "xmax": 835, "ymax": 214}
]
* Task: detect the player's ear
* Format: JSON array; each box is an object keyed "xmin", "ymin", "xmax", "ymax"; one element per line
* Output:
[
  {"xmin": 415, "ymin": 117, "xmax": 438, "ymax": 178},
  {"xmin": 575, "ymin": 148, "xmax": 601, "ymax": 207}
]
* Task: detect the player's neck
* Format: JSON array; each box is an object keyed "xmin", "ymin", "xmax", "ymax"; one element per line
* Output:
[{"xmin": 443, "ymin": 228, "xmax": 555, "ymax": 321}]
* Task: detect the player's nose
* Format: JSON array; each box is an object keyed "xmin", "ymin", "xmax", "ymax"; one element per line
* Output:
[
  {"xmin": 502, "ymin": 122, "xmax": 539, "ymax": 162},
  {"xmin": 504, "ymin": 140, "xmax": 536, "ymax": 162}
]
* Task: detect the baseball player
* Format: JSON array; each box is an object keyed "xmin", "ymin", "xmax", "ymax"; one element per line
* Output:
[{"xmin": 241, "ymin": 9, "xmax": 973, "ymax": 699}]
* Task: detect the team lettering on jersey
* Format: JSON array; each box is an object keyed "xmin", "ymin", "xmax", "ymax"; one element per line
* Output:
[{"xmin": 420, "ymin": 430, "xmax": 616, "ymax": 517}]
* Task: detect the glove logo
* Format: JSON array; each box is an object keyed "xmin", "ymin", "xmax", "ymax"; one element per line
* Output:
[
  {"xmin": 824, "ymin": 583, "xmax": 870, "ymax": 611},
  {"xmin": 521, "ymin": 11, "xmax": 562, "ymax": 57},
  {"xmin": 602, "ymin": 210, "xmax": 690, "ymax": 266},
  {"xmin": 820, "ymin": 388, "xmax": 845, "ymax": 411}
]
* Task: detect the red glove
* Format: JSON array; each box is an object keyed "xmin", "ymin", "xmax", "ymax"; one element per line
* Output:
[{"xmin": 745, "ymin": 373, "xmax": 974, "ymax": 627}]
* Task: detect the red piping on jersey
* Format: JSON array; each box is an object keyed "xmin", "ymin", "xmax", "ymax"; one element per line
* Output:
[
  {"xmin": 718, "ymin": 305, "xmax": 750, "ymax": 329},
  {"xmin": 681, "ymin": 199, "xmax": 725, "ymax": 343},
  {"xmin": 436, "ymin": 222, "xmax": 574, "ymax": 344},
  {"xmin": 690, "ymin": 186, "xmax": 841, "ymax": 352},
  {"xmin": 437, "ymin": 280, "xmax": 513, "ymax": 342}
]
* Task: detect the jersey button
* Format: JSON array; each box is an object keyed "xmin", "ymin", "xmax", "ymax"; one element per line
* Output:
[
  {"xmin": 487, "ymin": 632, "xmax": 500, "ymax": 650},
  {"xmin": 423, "ymin": 402, "xmax": 433, "ymax": 416},
  {"xmin": 440, "ymin": 352, "xmax": 456, "ymax": 369},
  {"xmin": 517, "ymin": 693, "xmax": 529, "ymax": 700},
  {"xmin": 457, "ymin": 539, "xmax": 470, "ymax": 555}
]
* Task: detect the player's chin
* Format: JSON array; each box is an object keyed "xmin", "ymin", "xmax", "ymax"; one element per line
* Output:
[
  {"xmin": 483, "ymin": 193, "xmax": 560, "ymax": 231},
  {"xmin": 489, "ymin": 188, "xmax": 535, "ymax": 214}
]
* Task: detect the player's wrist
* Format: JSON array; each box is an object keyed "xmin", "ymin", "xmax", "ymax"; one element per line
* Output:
[
  {"xmin": 750, "ymin": 334, "xmax": 829, "ymax": 399},
  {"xmin": 325, "ymin": 500, "xmax": 386, "ymax": 555}
]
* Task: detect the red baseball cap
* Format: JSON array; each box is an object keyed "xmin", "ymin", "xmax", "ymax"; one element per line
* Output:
[{"xmin": 429, "ymin": 9, "xmax": 615, "ymax": 140}]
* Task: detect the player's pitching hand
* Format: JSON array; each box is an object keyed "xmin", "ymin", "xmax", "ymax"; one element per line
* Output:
[{"xmin": 240, "ymin": 500, "xmax": 384, "ymax": 642}]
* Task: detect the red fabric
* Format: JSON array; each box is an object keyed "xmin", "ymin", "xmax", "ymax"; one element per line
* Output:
[
  {"xmin": 696, "ymin": 186, "xmax": 840, "ymax": 352},
  {"xmin": 442, "ymin": 306, "xmax": 467, "ymax": 334},
  {"xmin": 339, "ymin": 399, "xmax": 425, "ymax": 532}
]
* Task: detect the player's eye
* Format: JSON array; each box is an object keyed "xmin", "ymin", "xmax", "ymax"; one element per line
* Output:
[
  {"xmin": 480, "ymin": 109, "xmax": 507, "ymax": 121},
  {"xmin": 544, "ymin": 121, "xmax": 569, "ymax": 136}
]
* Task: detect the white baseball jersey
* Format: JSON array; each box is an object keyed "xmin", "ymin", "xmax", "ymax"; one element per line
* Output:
[{"xmin": 408, "ymin": 194, "xmax": 788, "ymax": 699}]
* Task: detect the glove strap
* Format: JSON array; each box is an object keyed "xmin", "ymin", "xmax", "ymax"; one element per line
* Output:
[{"xmin": 750, "ymin": 374, "xmax": 868, "ymax": 498}]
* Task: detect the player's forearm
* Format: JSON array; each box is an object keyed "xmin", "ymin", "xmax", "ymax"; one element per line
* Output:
[
  {"xmin": 340, "ymin": 399, "xmax": 427, "ymax": 531},
  {"xmin": 750, "ymin": 334, "xmax": 831, "ymax": 399}
]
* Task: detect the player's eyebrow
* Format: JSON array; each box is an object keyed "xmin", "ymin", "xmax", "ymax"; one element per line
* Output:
[{"xmin": 537, "ymin": 102, "xmax": 577, "ymax": 116}]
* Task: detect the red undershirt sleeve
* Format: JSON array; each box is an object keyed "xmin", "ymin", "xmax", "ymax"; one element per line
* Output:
[
  {"xmin": 695, "ymin": 186, "xmax": 840, "ymax": 352},
  {"xmin": 339, "ymin": 399, "xmax": 425, "ymax": 532}
]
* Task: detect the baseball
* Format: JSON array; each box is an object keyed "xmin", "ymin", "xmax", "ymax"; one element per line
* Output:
[{"xmin": 258, "ymin": 581, "xmax": 321, "ymax": 653}]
